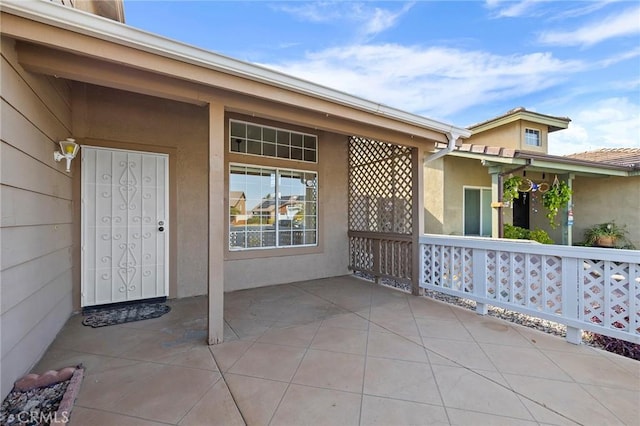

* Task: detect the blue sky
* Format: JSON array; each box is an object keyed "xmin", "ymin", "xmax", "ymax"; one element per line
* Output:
[{"xmin": 124, "ymin": 1, "xmax": 640, "ymax": 155}]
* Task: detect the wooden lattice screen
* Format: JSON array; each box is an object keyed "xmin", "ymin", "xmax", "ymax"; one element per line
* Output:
[{"xmin": 348, "ymin": 136, "xmax": 413, "ymax": 235}]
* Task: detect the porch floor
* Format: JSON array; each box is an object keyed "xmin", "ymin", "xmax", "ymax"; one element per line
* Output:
[{"xmin": 35, "ymin": 275, "xmax": 638, "ymax": 425}]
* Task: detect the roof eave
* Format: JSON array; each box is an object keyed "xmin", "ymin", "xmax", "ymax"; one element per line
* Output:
[{"xmin": 0, "ymin": 0, "xmax": 470, "ymax": 139}]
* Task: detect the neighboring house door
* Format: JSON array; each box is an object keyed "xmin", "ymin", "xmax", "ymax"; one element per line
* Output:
[
  {"xmin": 513, "ymin": 191, "xmax": 530, "ymax": 229},
  {"xmin": 464, "ymin": 187, "xmax": 492, "ymax": 237},
  {"xmin": 81, "ymin": 147, "xmax": 169, "ymax": 307}
]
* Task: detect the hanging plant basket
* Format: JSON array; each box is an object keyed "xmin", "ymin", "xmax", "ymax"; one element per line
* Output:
[
  {"xmin": 502, "ymin": 175, "xmax": 522, "ymax": 205},
  {"xmin": 542, "ymin": 177, "xmax": 572, "ymax": 229}
]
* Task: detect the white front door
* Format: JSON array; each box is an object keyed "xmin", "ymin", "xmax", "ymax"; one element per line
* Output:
[{"xmin": 81, "ymin": 147, "xmax": 169, "ymax": 307}]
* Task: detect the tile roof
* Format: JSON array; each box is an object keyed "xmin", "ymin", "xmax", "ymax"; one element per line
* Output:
[{"xmin": 564, "ymin": 148, "xmax": 640, "ymax": 168}]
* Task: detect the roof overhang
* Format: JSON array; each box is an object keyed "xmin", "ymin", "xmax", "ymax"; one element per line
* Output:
[
  {"xmin": 469, "ymin": 109, "xmax": 570, "ymax": 134},
  {"xmin": 0, "ymin": 0, "xmax": 471, "ymax": 145}
]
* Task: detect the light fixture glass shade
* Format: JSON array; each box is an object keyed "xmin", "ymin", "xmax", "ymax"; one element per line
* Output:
[
  {"xmin": 54, "ymin": 138, "xmax": 79, "ymax": 172},
  {"xmin": 59, "ymin": 138, "xmax": 78, "ymax": 157}
]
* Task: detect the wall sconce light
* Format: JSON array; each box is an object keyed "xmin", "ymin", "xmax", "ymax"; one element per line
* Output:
[{"xmin": 53, "ymin": 138, "xmax": 79, "ymax": 173}]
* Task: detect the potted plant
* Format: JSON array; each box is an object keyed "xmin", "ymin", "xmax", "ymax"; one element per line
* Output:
[
  {"xmin": 583, "ymin": 221, "xmax": 630, "ymax": 248},
  {"xmin": 542, "ymin": 179, "xmax": 572, "ymax": 229}
]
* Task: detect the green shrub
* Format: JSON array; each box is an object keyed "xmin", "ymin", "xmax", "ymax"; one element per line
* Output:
[{"xmin": 503, "ymin": 224, "xmax": 554, "ymax": 244}]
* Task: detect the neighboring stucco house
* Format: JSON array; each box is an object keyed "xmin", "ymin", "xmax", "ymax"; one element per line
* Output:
[
  {"xmin": 424, "ymin": 107, "xmax": 640, "ymax": 247},
  {"xmin": 0, "ymin": 0, "xmax": 470, "ymax": 398}
]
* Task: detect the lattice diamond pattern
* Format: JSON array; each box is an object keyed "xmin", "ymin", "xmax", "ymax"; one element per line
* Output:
[
  {"xmin": 582, "ymin": 259, "xmax": 605, "ymax": 325},
  {"xmin": 544, "ymin": 256, "xmax": 563, "ymax": 314},
  {"xmin": 348, "ymin": 136, "xmax": 413, "ymax": 234}
]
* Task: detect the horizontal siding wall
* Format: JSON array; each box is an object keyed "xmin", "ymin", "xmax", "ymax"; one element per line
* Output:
[{"xmin": 0, "ymin": 37, "xmax": 75, "ymax": 399}]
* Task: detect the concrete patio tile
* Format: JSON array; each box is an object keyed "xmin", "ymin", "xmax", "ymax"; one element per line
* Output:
[
  {"xmin": 117, "ymin": 329, "xmax": 204, "ymax": 362},
  {"xmin": 364, "ymin": 356, "xmax": 442, "ymax": 405},
  {"xmin": 432, "ymin": 365, "xmax": 533, "ymax": 421},
  {"xmin": 503, "ymin": 373, "xmax": 618, "ymax": 425},
  {"xmin": 311, "ymin": 325, "xmax": 368, "ymax": 355},
  {"xmin": 414, "ymin": 317, "xmax": 475, "ymax": 342},
  {"xmin": 446, "ymin": 408, "xmax": 539, "ymax": 425},
  {"xmin": 228, "ymin": 342, "xmax": 306, "ymax": 382},
  {"xmin": 366, "ymin": 331, "xmax": 428, "ymax": 363},
  {"xmin": 257, "ymin": 322, "xmax": 321, "ymax": 347},
  {"xmin": 178, "ymin": 378, "xmax": 244, "ymax": 426},
  {"xmin": 422, "ymin": 337, "xmax": 497, "ymax": 371},
  {"xmin": 459, "ymin": 317, "xmax": 534, "ymax": 347},
  {"xmin": 33, "ymin": 348, "xmax": 132, "ymax": 376},
  {"xmin": 360, "ymin": 395, "xmax": 449, "ymax": 426},
  {"xmin": 208, "ymin": 339, "xmax": 253, "ymax": 372},
  {"xmin": 225, "ymin": 374, "xmax": 288, "ymax": 426},
  {"xmin": 75, "ymin": 361, "xmax": 164, "ymax": 410},
  {"xmin": 543, "ymin": 350, "xmax": 639, "ymax": 390},
  {"xmin": 108, "ymin": 364, "xmax": 220, "ymax": 424},
  {"xmin": 166, "ymin": 345, "xmax": 219, "ymax": 371},
  {"xmin": 270, "ymin": 384, "xmax": 361, "ymax": 426},
  {"xmin": 320, "ymin": 311, "xmax": 370, "ymax": 330},
  {"xmin": 292, "ymin": 349, "xmax": 365, "ymax": 393},
  {"xmin": 581, "ymin": 383, "xmax": 640, "ymax": 425},
  {"xmin": 368, "ymin": 315, "xmax": 421, "ymax": 339},
  {"xmin": 51, "ymin": 321, "xmax": 160, "ymax": 357},
  {"xmin": 479, "ymin": 343, "xmax": 574, "ymax": 381},
  {"xmin": 69, "ymin": 406, "xmax": 167, "ymax": 426},
  {"xmin": 408, "ymin": 297, "xmax": 460, "ymax": 320},
  {"xmin": 225, "ymin": 317, "xmax": 274, "ymax": 340}
]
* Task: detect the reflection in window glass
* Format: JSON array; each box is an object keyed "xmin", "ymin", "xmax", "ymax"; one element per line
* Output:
[
  {"xmin": 229, "ymin": 164, "xmax": 318, "ymax": 250},
  {"xmin": 230, "ymin": 120, "xmax": 317, "ymax": 163}
]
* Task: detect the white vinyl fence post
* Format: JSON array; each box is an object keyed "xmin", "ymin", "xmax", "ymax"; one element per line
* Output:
[
  {"xmin": 474, "ymin": 249, "xmax": 488, "ymax": 315},
  {"xmin": 562, "ymin": 257, "xmax": 582, "ymax": 344}
]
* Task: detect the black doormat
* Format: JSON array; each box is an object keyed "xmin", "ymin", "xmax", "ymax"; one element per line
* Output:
[{"xmin": 82, "ymin": 302, "xmax": 171, "ymax": 328}]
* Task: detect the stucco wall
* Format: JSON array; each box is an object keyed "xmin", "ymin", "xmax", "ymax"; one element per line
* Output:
[
  {"xmin": 423, "ymin": 156, "xmax": 445, "ymax": 234},
  {"xmin": 1, "ymin": 37, "xmax": 75, "ymax": 398},
  {"xmin": 73, "ymin": 83, "xmax": 209, "ymax": 298},
  {"xmin": 223, "ymin": 129, "xmax": 350, "ymax": 291},
  {"xmin": 468, "ymin": 122, "xmax": 521, "ymax": 150},
  {"xmin": 442, "ymin": 156, "xmax": 492, "ymax": 235},
  {"xmin": 572, "ymin": 175, "xmax": 640, "ymax": 248}
]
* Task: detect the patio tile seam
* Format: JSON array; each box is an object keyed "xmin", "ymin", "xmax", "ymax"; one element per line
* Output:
[
  {"xmin": 258, "ymin": 311, "xmax": 326, "ymax": 426},
  {"xmin": 293, "ymin": 280, "xmax": 586, "ymax": 426},
  {"xmin": 577, "ymin": 381, "xmax": 638, "ymax": 425},
  {"xmin": 71, "ymin": 404, "xmax": 177, "ymax": 425},
  {"xmin": 357, "ymin": 282, "xmax": 375, "ymax": 426},
  {"xmin": 203, "ymin": 344, "xmax": 249, "ymax": 426}
]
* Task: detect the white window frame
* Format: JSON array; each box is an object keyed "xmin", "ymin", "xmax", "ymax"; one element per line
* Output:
[
  {"xmin": 525, "ymin": 128, "xmax": 541, "ymax": 146},
  {"xmin": 229, "ymin": 119, "xmax": 318, "ymax": 163},
  {"xmin": 229, "ymin": 163, "xmax": 318, "ymax": 251},
  {"xmin": 463, "ymin": 186, "xmax": 492, "ymax": 237}
]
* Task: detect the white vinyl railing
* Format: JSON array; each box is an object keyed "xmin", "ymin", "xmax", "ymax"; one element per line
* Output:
[{"xmin": 419, "ymin": 234, "xmax": 640, "ymax": 344}]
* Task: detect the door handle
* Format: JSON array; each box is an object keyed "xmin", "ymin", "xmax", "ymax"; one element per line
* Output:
[{"xmin": 158, "ymin": 227, "xmax": 165, "ymax": 232}]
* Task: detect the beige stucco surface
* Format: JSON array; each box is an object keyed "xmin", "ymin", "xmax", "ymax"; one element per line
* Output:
[
  {"xmin": 572, "ymin": 175, "xmax": 640, "ymax": 248},
  {"xmin": 223, "ymin": 130, "xmax": 350, "ymax": 291},
  {"xmin": 1, "ymin": 37, "xmax": 76, "ymax": 397},
  {"xmin": 73, "ymin": 83, "xmax": 209, "ymax": 299}
]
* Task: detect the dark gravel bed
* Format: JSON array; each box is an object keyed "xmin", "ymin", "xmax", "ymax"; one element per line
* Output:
[{"xmin": 1, "ymin": 380, "xmax": 69, "ymax": 426}]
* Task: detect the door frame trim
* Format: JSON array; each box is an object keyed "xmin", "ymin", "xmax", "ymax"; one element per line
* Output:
[{"xmin": 77, "ymin": 142, "xmax": 176, "ymax": 307}]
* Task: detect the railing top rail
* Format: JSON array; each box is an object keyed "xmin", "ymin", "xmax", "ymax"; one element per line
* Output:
[
  {"xmin": 419, "ymin": 234, "xmax": 640, "ymax": 263},
  {"xmin": 349, "ymin": 230, "xmax": 413, "ymax": 242}
]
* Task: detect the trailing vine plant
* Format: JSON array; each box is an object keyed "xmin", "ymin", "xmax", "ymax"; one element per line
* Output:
[
  {"xmin": 502, "ymin": 175, "xmax": 522, "ymax": 204},
  {"xmin": 542, "ymin": 178, "xmax": 572, "ymax": 229}
]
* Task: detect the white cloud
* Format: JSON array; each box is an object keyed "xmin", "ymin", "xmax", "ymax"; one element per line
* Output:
[
  {"xmin": 275, "ymin": 1, "xmax": 414, "ymax": 37},
  {"xmin": 548, "ymin": 97, "xmax": 640, "ymax": 155},
  {"xmin": 261, "ymin": 44, "xmax": 584, "ymax": 120},
  {"xmin": 538, "ymin": 5, "xmax": 640, "ymax": 47},
  {"xmin": 485, "ymin": 0, "xmax": 545, "ymax": 18}
]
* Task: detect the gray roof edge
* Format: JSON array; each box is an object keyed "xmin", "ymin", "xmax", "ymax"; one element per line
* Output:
[{"xmin": 1, "ymin": 0, "xmax": 470, "ymax": 138}]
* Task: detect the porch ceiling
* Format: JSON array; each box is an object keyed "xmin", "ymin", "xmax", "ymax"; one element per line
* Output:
[{"xmin": 1, "ymin": 1, "xmax": 470, "ymax": 147}]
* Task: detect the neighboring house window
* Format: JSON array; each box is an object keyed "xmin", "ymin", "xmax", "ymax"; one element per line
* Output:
[
  {"xmin": 230, "ymin": 119, "xmax": 317, "ymax": 162},
  {"xmin": 229, "ymin": 164, "xmax": 318, "ymax": 250},
  {"xmin": 464, "ymin": 187, "xmax": 492, "ymax": 237},
  {"xmin": 525, "ymin": 128, "xmax": 541, "ymax": 146}
]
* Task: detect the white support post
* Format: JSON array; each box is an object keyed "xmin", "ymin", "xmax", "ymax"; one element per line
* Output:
[
  {"xmin": 411, "ymin": 146, "xmax": 425, "ymax": 296},
  {"xmin": 208, "ymin": 102, "xmax": 225, "ymax": 345},
  {"xmin": 473, "ymin": 249, "xmax": 488, "ymax": 315},
  {"xmin": 562, "ymin": 257, "xmax": 582, "ymax": 344}
]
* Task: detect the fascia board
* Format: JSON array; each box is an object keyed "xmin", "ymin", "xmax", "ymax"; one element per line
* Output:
[{"xmin": 0, "ymin": 0, "xmax": 470, "ymax": 139}]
